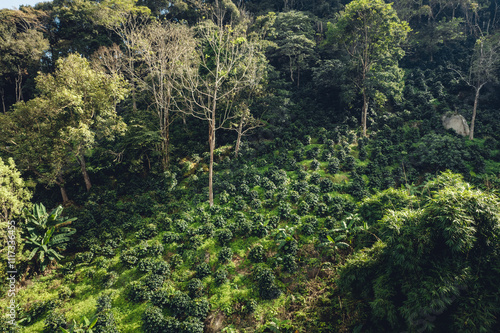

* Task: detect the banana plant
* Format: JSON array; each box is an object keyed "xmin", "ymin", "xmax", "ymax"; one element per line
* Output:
[
  {"xmin": 60, "ymin": 315, "xmax": 98, "ymax": 333},
  {"xmin": 24, "ymin": 203, "xmax": 76, "ymax": 271}
]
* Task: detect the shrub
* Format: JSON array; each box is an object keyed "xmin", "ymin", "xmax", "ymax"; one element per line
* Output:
[
  {"xmin": 169, "ymin": 291, "xmax": 191, "ymax": 317},
  {"xmin": 297, "ymin": 169, "xmax": 307, "ymax": 181},
  {"xmin": 195, "ymin": 262, "xmax": 211, "ymax": 279},
  {"xmin": 319, "ymin": 178, "xmax": 334, "ymax": 193},
  {"xmin": 128, "ymin": 281, "xmax": 150, "ymax": 302},
  {"xmin": 144, "ymin": 273, "xmax": 165, "ymax": 291},
  {"xmin": 253, "ymin": 223, "xmax": 268, "ymax": 238},
  {"xmin": 170, "ymin": 254, "xmax": 183, "ymax": 269},
  {"xmin": 142, "ymin": 306, "xmax": 167, "ymax": 333},
  {"xmin": 173, "ymin": 219, "xmax": 188, "ymax": 233},
  {"xmin": 218, "ymin": 247, "xmax": 233, "ymax": 264},
  {"xmin": 44, "ymin": 312, "xmax": 67, "ymax": 332},
  {"xmin": 179, "ymin": 317, "xmax": 204, "ymax": 333},
  {"xmin": 327, "ymin": 157, "xmax": 340, "ymax": 174},
  {"xmin": 188, "ymin": 299, "xmax": 210, "ymax": 319},
  {"xmin": 120, "ymin": 250, "xmax": 138, "ymax": 267},
  {"xmin": 249, "ymin": 190, "xmax": 259, "ymax": 200},
  {"xmin": 249, "ymin": 244, "xmax": 265, "ymax": 263},
  {"xmin": 303, "ymin": 135, "xmax": 311, "ymax": 145},
  {"xmin": 344, "ymin": 155, "xmax": 356, "ymax": 171},
  {"xmin": 310, "ymin": 173, "xmax": 321, "ymax": 185},
  {"xmin": 306, "ymin": 147, "xmax": 320, "ymax": 159},
  {"xmin": 214, "ymin": 269, "xmax": 228, "ymax": 285},
  {"xmin": 301, "ymin": 223, "xmax": 315, "ymax": 236},
  {"xmin": 253, "ymin": 266, "xmax": 281, "ymax": 300},
  {"xmin": 304, "ymin": 193, "xmax": 319, "ymax": 207},
  {"xmin": 94, "ymin": 295, "xmax": 119, "ymax": 333},
  {"xmin": 136, "ymin": 223, "xmax": 158, "ymax": 240},
  {"xmin": 216, "ymin": 228, "xmax": 233, "ymax": 246},
  {"xmin": 244, "ymin": 299, "xmax": 257, "ymax": 314},
  {"xmin": 280, "ymin": 239, "xmax": 298, "ymax": 256},
  {"xmin": 187, "ymin": 278, "xmax": 204, "ymax": 298},
  {"xmin": 290, "ymin": 214, "xmax": 300, "ymax": 225},
  {"xmin": 219, "ymin": 191, "xmax": 230, "ymax": 205},
  {"xmin": 317, "ymin": 203, "xmax": 329, "ymax": 217},
  {"xmin": 282, "ymin": 254, "xmax": 298, "ymax": 273},
  {"xmin": 321, "ymin": 150, "xmax": 332, "ymax": 162},
  {"xmin": 288, "ymin": 191, "xmax": 300, "ymax": 203},
  {"xmin": 200, "ymin": 223, "xmax": 214, "ymax": 237},
  {"xmin": 212, "ymin": 215, "xmax": 226, "ymax": 228},
  {"xmin": 310, "ymin": 159, "xmax": 320, "ymax": 170},
  {"xmin": 293, "ymin": 180, "xmax": 309, "ymax": 194},
  {"xmin": 298, "ymin": 201, "xmax": 310, "ymax": 216},
  {"xmin": 279, "ymin": 202, "xmax": 292, "ymax": 220}
]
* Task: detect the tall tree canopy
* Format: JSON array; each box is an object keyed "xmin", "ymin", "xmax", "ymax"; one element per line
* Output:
[
  {"xmin": 328, "ymin": 0, "xmax": 410, "ymax": 136},
  {"xmin": 1, "ymin": 54, "xmax": 128, "ymax": 202}
]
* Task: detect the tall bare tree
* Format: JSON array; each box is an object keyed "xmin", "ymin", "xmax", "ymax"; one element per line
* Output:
[
  {"xmin": 451, "ymin": 33, "xmax": 500, "ymax": 140},
  {"xmin": 177, "ymin": 3, "xmax": 265, "ymax": 206},
  {"xmin": 125, "ymin": 20, "xmax": 196, "ymax": 168}
]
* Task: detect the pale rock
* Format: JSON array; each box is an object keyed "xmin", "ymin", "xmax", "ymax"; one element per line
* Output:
[{"xmin": 442, "ymin": 114, "xmax": 469, "ymax": 137}]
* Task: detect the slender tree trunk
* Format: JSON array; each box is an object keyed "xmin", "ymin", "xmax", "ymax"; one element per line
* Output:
[
  {"xmin": 362, "ymin": 88, "xmax": 368, "ymax": 137},
  {"xmin": 76, "ymin": 155, "xmax": 92, "ymax": 191},
  {"xmin": 469, "ymin": 87, "xmax": 481, "ymax": 140},
  {"xmin": 235, "ymin": 116, "xmax": 244, "ymax": 158},
  {"xmin": 208, "ymin": 121, "xmax": 215, "ymax": 207},
  {"xmin": 57, "ymin": 176, "xmax": 69, "ymax": 204},
  {"xmin": 1, "ymin": 88, "xmax": 5, "ymax": 114},
  {"xmin": 15, "ymin": 66, "xmax": 23, "ymax": 102}
]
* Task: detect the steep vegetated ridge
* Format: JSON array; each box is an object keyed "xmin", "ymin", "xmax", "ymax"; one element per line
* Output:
[{"xmin": 1, "ymin": 0, "xmax": 500, "ymax": 332}]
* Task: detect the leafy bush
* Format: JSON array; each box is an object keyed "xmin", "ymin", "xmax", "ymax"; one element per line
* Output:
[
  {"xmin": 216, "ymin": 228, "xmax": 233, "ymax": 246},
  {"xmin": 253, "ymin": 266, "xmax": 281, "ymax": 300},
  {"xmin": 282, "ymin": 254, "xmax": 298, "ymax": 273},
  {"xmin": 253, "ymin": 222, "xmax": 268, "ymax": 238},
  {"xmin": 278, "ymin": 202, "xmax": 292, "ymax": 220},
  {"xmin": 214, "ymin": 268, "xmax": 228, "ymax": 285},
  {"xmin": 188, "ymin": 299, "xmax": 210, "ymax": 319},
  {"xmin": 94, "ymin": 295, "xmax": 119, "ymax": 333},
  {"xmin": 249, "ymin": 244, "xmax": 265, "ymax": 263},
  {"xmin": 306, "ymin": 147, "xmax": 320, "ymax": 159},
  {"xmin": 169, "ymin": 291, "xmax": 191, "ymax": 317},
  {"xmin": 298, "ymin": 201, "xmax": 310, "ymax": 216},
  {"xmin": 310, "ymin": 159, "xmax": 320, "ymax": 170},
  {"xmin": 136, "ymin": 223, "xmax": 158, "ymax": 240},
  {"xmin": 179, "ymin": 317, "xmax": 204, "ymax": 333},
  {"xmin": 187, "ymin": 278, "xmax": 204, "ymax": 298},
  {"xmin": 142, "ymin": 306, "xmax": 168, "ymax": 333},
  {"xmin": 195, "ymin": 262, "xmax": 211, "ymax": 279},
  {"xmin": 218, "ymin": 247, "xmax": 233, "ymax": 264},
  {"xmin": 170, "ymin": 254, "xmax": 183, "ymax": 269},
  {"xmin": 327, "ymin": 158, "xmax": 340, "ymax": 174},
  {"xmin": 338, "ymin": 173, "xmax": 500, "ymax": 332},
  {"xmin": 44, "ymin": 312, "xmax": 67, "ymax": 332}
]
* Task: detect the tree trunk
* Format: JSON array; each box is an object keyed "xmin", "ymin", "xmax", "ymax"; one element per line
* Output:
[
  {"xmin": 57, "ymin": 176, "xmax": 69, "ymax": 204},
  {"xmin": 1, "ymin": 88, "xmax": 5, "ymax": 114},
  {"xmin": 469, "ymin": 87, "xmax": 481, "ymax": 140},
  {"xmin": 208, "ymin": 121, "xmax": 215, "ymax": 207},
  {"xmin": 362, "ymin": 88, "xmax": 368, "ymax": 137},
  {"xmin": 15, "ymin": 66, "xmax": 23, "ymax": 102},
  {"xmin": 235, "ymin": 116, "xmax": 244, "ymax": 158},
  {"xmin": 76, "ymin": 155, "xmax": 92, "ymax": 191}
]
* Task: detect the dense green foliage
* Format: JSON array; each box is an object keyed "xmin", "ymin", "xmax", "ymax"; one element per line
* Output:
[{"xmin": 1, "ymin": 0, "xmax": 500, "ymax": 332}]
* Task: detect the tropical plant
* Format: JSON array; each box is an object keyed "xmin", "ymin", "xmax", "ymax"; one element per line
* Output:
[
  {"xmin": 60, "ymin": 315, "xmax": 98, "ymax": 333},
  {"xmin": 24, "ymin": 203, "xmax": 76, "ymax": 272}
]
